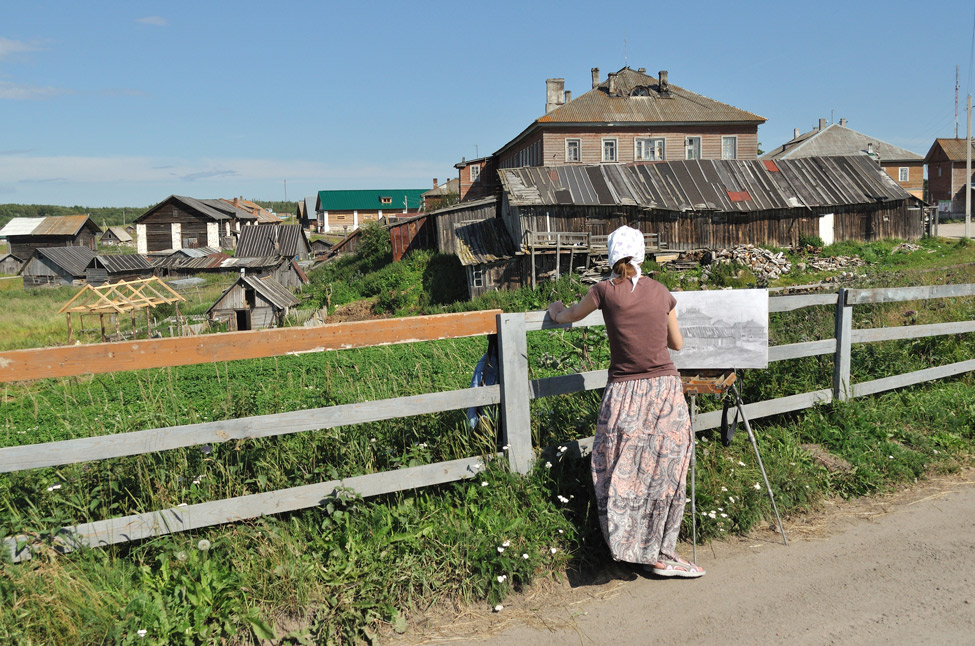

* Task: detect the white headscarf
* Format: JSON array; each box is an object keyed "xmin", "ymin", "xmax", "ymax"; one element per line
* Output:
[{"xmin": 606, "ymin": 225, "xmax": 645, "ymax": 291}]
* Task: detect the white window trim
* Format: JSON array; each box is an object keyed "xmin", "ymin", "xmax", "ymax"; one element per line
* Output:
[
  {"xmin": 721, "ymin": 135, "xmax": 738, "ymax": 160},
  {"xmin": 601, "ymin": 137, "xmax": 618, "ymax": 163},
  {"xmin": 898, "ymin": 167, "xmax": 909, "ymax": 182},
  {"xmin": 634, "ymin": 136, "xmax": 666, "ymax": 161},
  {"xmin": 565, "ymin": 138, "xmax": 581, "ymax": 163},
  {"xmin": 685, "ymin": 136, "xmax": 702, "ymax": 160},
  {"xmin": 470, "ymin": 165, "xmax": 480, "ymax": 182}
]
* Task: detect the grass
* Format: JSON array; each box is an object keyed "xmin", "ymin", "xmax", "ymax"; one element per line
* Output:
[{"xmin": 2, "ymin": 236, "xmax": 975, "ymax": 643}]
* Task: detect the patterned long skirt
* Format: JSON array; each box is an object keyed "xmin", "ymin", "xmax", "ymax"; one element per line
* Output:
[{"xmin": 591, "ymin": 375, "xmax": 693, "ymax": 564}]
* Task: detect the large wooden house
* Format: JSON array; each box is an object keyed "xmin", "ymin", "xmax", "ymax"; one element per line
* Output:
[
  {"xmin": 315, "ymin": 189, "xmax": 426, "ymax": 233},
  {"xmin": 924, "ymin": 138, "xmax": 975, "ymax": 215},
  {"xmin": 134, "ymin": 195, "xmax": 271, "ymax": 253},
  {"xmin": 456, "ymin": 66, "xmax": 766, "ymax": 201},
  {"xmin": 0, "ymin": 215, "xmax": 100, "ymax": 260},
  {"xmin": 763, "ymin": 118, "xmax": 924, "ymax": 200}
]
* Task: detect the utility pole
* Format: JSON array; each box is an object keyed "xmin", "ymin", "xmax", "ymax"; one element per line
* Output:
[
  {"xmin": 284, "ymin": 179, "xmax": 288, "ymax": 202},
  {"xmin": 966, "ymin": 94, "xmax": 972, "ymax": 239}
]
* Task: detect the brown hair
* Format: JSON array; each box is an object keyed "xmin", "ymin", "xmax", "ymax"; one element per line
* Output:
[{"xmin": 611, "ymin": 258, "xmax": 637, "ymax": 284}]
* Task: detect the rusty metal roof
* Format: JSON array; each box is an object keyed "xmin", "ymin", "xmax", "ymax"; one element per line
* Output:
[
  {"xmin": 1, "ymin": 214, "xmax": 98, "ymax": 237},
  {"xmin": 453, "ymin": 218, "xmax": 516, "ymax": 266},
  {"xmin": 498, "ymin": 156, "xmax": 911, "ymax": 213},
  {"xmin": 537, "ymin": 67, "xmax": 765, "ymax": 126}
]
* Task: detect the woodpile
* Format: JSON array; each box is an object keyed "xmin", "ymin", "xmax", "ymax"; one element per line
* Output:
[{"xmin": 704, "ymin": 245, "xmax": 791, "ymax": 285}]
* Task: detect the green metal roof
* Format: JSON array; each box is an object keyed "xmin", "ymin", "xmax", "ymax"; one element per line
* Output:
[{"xmin": 316, "ymin": 189, "xmax": 426, "ymax": 211}]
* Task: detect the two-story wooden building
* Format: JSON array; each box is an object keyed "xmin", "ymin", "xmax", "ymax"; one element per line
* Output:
[
  {"xmin": 315, "ymin": 189, "xmax": 426, "ymax": 233},
  {"xmin": 924, "ymin": 138, "xmax": 975, "ymax": 215},
  {"xmin": 0, "ymin": 215, "xmax": 101, "ymax": 260},
  {"xmin": 456, "ymin": 66, "xmax": 766, "ymax": 201},
  {"xmin": 763, "ymin": 118, "xmax": 924, "ymax": 200}
]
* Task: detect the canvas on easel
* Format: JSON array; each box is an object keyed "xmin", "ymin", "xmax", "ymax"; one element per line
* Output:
[{"xmin": 670, "ymin": 289, "xmax": 768, "ymax": 370}]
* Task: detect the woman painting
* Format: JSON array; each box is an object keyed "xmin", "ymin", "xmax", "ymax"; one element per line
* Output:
[{"xmin": 547, "ymin": 225, "xmax": 704, "ymax": 578}]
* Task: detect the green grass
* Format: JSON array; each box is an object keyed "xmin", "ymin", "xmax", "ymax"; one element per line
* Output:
[{"xmin": 3, "ymin": 236, "xmax": 975, "ymax": 644}]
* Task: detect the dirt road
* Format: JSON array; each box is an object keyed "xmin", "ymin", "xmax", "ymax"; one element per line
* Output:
[{"xmin": 392, "ymin": 470, "xmax": 975, "ymax": 646}]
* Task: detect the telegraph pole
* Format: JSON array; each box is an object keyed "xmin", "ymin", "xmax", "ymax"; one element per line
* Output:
[{"xmin": 967, "ymin": 94, "xmax": 972, "ymax": 239}]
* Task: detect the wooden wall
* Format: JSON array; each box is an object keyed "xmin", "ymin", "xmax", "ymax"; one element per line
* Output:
[
  {"xmin": 432, "ymin": 199, "xmax": 499, "ymax": 255},
  {"xmin": 209, "ymin": 284, "xmax": 285, "ymax": 330},
  {"xmin": 21, "ymin": 256, "xmax": 79, "ymax": 288},
  {"xmin": 141, "ymin": 203, "xmax": 215, "ymax": 252},
  {"xmin": 9, "ymin": 231, "xmax": 97, "ymax": 261}
]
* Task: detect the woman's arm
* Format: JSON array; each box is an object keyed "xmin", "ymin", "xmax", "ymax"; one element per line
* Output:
[
  {"xmin": 547, "ymin": 290, "xmax": 598, "ymax": 324},
  {"xmin": 667, "ymin": 308, "xmax": 683, "ymax": 351}
]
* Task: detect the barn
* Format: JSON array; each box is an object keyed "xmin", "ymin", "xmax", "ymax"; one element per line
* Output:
[
  {"xmin": 0, "ymin": 253, "xmax": 24, "ymax": 276},
  {"xmin": 0, "ymin": 215, "xmax": 100, "ymax": 260},
  {"xmin": 19, "ymin": 246, "xmax": 97, "ymax": 288}
]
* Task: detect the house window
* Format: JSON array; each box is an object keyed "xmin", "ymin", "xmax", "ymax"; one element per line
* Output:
[
  {"xmin": 565, "ymin": 138, "xmax": 581, "ymax": 162},
  {"xmin": 938, "ymin": 166, "xmax": 943, "ymax": 177},
  {"xmin": 380, "ymin": 197, "xmax": 392, "ymax": 205},
  {"xmin": 898, "ymin": 167, "xmax": 909, "ymax": 182},
  {"xmin": 721, "ymin": 136, "xmax": 738, "ymax": 160},
  {"xmin": 602, "ymin": 138, "xmax": 618, "ymax": 162},
  {"xmin": 635, "ymin": 137, "xmax": 665, "ymax": 161},
  {"xmin": 470, "ymin": 165, "xmax": 481, "ymax": 182},
  {"xmin": 685, "ymin": 136, "xmax": 702, "ymax": 160},
  {"xmin": 471, "ymin": 266, "xmax": 483, "ymax": 288}
]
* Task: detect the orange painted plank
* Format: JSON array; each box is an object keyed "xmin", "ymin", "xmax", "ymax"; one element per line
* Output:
[{"xmin": 0, "ymin": 309, "xmax": 501, "ymax": 383}]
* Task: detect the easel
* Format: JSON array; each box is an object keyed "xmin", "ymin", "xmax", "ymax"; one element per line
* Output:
[{"xmin": 681, "ymin": 370, "xmax": 788, "ymax": 564}]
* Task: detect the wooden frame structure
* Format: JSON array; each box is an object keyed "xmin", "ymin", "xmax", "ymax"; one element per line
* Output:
[
  {"xmin": 58, "ymin": 277, "xmax": 185, "ymax": 342},
  {"xmin": 3, "ymin": 285, "xmax": 975, "ymax": 562}
]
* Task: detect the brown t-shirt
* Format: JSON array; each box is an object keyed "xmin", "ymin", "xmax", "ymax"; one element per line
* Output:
[{"xmin": 589, "ymin": 276, "xmax": 679, "ymax": 383}]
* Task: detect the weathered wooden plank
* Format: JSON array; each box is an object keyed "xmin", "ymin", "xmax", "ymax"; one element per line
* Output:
[
  {"xmin": 498, "ymin": 313, "xmax": 533, "ymax": 474},
  {"xmin": 0, "ymin": 386, "xmax": 501, "ymax": 473},
  {"xmin": 525, "ymin": 309, "xmax": 605, "ymax": 331},
  {"xmin": 851, "ymin": 320, "xmax": 975, "ymax": 344},
  {"xmin": 3, "ymin": 455, "xmax": 492, "ymax": 563},
  {"xmin": 0, "ymin": 309, "xmax": 502, "ymax": 383},
  {"xmin": 768, "ymin": 293, "xmax": 838, "ymax": 312},
  {"xmin": 693, "ymin": 388, "xmax": 834, "ymax": 431},
  {"xmin": 834, "ymin": 290, "xmax": 852, "ymax": 401},
  {"xmin": 530, "ymin": 370, "xmax": 608, "ymax": 399},
  {"xmin": 846, "ymin": 284, "xmax": 975, "ymax": 305},
  {"xmin": 768, "ymin": 339, "xmax": 836, "ymax": 361},
  {"xmin": 852, "ymin": 359, "xmax": 975, "ymax": 398}
]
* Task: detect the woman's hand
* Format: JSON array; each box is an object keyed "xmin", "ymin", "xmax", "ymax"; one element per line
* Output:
[{"xmin": 547, "ymin": 301, "xmax": 566, "ymax": 323}]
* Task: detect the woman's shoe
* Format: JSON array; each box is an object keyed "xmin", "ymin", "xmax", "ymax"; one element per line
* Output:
[{"xmin": 646, "ymin": 557, "xmax": 705, "ymax": 578}]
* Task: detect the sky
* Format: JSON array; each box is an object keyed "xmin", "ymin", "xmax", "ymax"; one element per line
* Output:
[{"xmin": 3, "ymin": 0, "xmax": 975, "ymax": 208}]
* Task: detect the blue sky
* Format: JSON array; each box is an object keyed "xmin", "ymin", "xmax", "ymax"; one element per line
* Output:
[{"xmin": 2, "ymin": 0, "xmax": 975, "ymax": 207}]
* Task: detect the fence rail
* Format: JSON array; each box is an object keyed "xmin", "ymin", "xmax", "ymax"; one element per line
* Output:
[{"xmin": 4, "ymin": 285, "xmax": 975, "ymax": 562}]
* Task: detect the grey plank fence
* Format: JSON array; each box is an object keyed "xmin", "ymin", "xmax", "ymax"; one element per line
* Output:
[{"xmin": 5, "ymin": 283, "xmax": 975, "ymax": 562}]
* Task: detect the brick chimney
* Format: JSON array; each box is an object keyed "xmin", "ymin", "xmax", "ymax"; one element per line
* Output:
[
  {"xmin": 591, "ymin": 67, "xmax": 600, "ymax": 88},
  {"xmin": 545, "ymin": 78, "xmax": 565, "ymax": 113},
  {"xmin": 819, "ymin": 118, "xmax": 827, "ymax": 131},
  {"xmin": 840, "ymin": 118, "xmax": 847, "ymax": 126},
  {"xmin": 233, "ymin": 197, "xmax": 239, "ymax": 207},
  {"xmin": 564, "ymin": 90, "xmax": 572, "ymax": 103},
  {"xmin": 607, "ymin": 72, "xmax": 617, "ymax": 95},
  {"xmin": 432, "ymin": 178, "xmax": 438, "ymax": 189},
  {"xmin": 794, "ymin": 128, "xmax": 801, "ymax": 139}
]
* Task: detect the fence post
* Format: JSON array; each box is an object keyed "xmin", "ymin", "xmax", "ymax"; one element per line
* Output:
[
  {"xmin": 497, "ymin": 312, "xmax": 534, "ymax": 474},
  {"xmin": 833, "ymin": 288, "xmax": 852, "ymax": 401}
]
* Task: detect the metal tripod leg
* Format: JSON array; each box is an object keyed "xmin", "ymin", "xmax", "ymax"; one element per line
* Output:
[
  {"xmin": 731, "ymin": 382, "xmax": 788, "ymax": 546},
  {"xmin": 689, "ymin": 395, "xmax": 697, "ymax": 563}
]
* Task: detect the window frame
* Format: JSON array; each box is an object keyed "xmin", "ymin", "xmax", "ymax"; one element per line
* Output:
[
  {"xmin": 898, "ymin": 167, "xmax": 909, "ymax": 182},
  {"xmin": 470, "ymin": 165, "xmax": 481, "ymax": 182},
  {"xmin": 721, "ymin": 135, "xmax": 738, "ymax": 160},
  {"xmin": 471, "ymin": 265, "xmax": 483, "ymax": 288},
  {"xmin": 380, "ymin": 197, "xmax": 392, "ymax": 205},
  {"xmin": 685, "ymin": 136, "xmax": 702, "ymax": 160},
  {"xmin": 601, "ymin": 137, "xmax": 618, "ymax": 163},
  {"xmin": 634, "ymin": 136, "xmax": 666, "ymax": 161},
  {"xmin": 565, "ymin": 138, "xmax": 581, "ymax": 163}
]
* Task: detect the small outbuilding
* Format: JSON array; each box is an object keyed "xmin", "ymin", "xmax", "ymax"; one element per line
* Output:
[
  {"xmin": 0, "ymin": 215, "xmax": 100, "ymax": 260},
  {"xmin": 19, "ymin": 246, "xmax": 97, "ymax": 288},
  {"xmin": 206, "ymin": 274, "xmax": 300, "ymax": 331},
  {"xmin": 0, "ymin": 253, "xmax": 24, "ymax": 275},
  {"xmin": 99, "ymin": 226, "xmax": 134, "ymax": 246}
]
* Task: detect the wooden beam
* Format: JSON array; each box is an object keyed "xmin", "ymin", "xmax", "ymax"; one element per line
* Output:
[{"xmin": 0, "ymin": 309, "xmax": 501, "ymax": 383}]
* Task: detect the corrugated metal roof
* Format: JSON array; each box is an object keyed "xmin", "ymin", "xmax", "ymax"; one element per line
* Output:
[
  {"xmin": 135, "ymin": 195, "xmax": 230, "ymax": 223},
  {"xmin": 0, "ymin": 215, "xmax": 97, "ymax": 238},
  {"xmin": 925, "ymin": 138, "xmax": 975, "ymax": 162},
  {"xmin": 27, "ymin": 246, "xmax": 97, "ymax": 276},
  {"xmin": 91, "ymin": 254, "xmax": 154, "ymax": 273},
  {"xmin": 498, "ymin": 156, "xmax": 911, "ymax": 213},
  {"xmin": 762, "ymin": 124, "xmax": 923, "ymax": 162},
  {"xmin": 537, "ymin": 67, "xmax": 765, "ymax": 126},
  {"xmin": 317, "ymin": 189, "xmax": 426, "ymax": 211},
  {"xmin": 208, "ymin": 275, "xmax": 299, "ymax": 314},
  {"xmin": 236, "ymin": 224, "xmax": 309, "ymax": 257},
  {"xmin": 0, "ymin": 218, "xmax": 45, "ymax": 237},
  {"xmin": 201, "ymin": 199, "xmax": 257, "ymax": 221},
  {"xmin": 454, "ymin": 218, "xmax": 516, "ymax": 266}
]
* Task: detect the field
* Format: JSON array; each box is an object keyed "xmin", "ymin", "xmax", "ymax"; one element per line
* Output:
[{"xmin": 2, "ymin": 235, "xmax": 975, "ymax": 644}]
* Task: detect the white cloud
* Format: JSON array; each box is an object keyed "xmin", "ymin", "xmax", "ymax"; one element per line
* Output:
[
  {"xmin": 0, "ymin": 81, "xmax": 69, "ymax": 100},
  {"xmin": 0, "ymin": 37, "xmax": 44, "ymax": 60},
  {"xmin": 136, "ymin": 16, "xmax": 169, "ymax": 27}
]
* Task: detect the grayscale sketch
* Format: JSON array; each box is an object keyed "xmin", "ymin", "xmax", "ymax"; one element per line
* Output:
[{"xmin": 669, "ymin": 289, "xmax": 768, "ymax": 370}]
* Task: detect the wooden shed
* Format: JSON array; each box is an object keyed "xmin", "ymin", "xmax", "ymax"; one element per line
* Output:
[
  {"xmin": 453, "ymin": 218, "xmax": 521, "ymax": 299},
  {"xmin": 0, "ymin": 215, "xmax": 100, "ymax": 260},
  {"xmin": 236, "ymin": 224, "xmax": 311, "ymax": 260},
  {"xmin": 19, "ymin": 246, "xmax": 97, "ymax": 288},
  {"xmin": 498, "ymin": 156, "xmax": 922, "ymax": 252},
  {"xmin": 206, "ymin": 275, "xmax": 300, "ymax": 331},
  {"xmin": 99, "ymin": 226, "xmax": 134, "ymax": 246},
  {"xmin": 85, "ymin": 254, "xmax": 155, "ymax": 286},
  {"xmin": 0, "ymin": 253, "xmax": 24, "ymax": 276}
]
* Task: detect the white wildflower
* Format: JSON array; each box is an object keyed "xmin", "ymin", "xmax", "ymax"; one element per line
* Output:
[
  {"xmin": 197, "ymin": 539, "xmax": 211, "ymax": 552},
  {"xmin": 720, "ymin": 513, "xmax": 728, "ymax": 518},
  {"xmin": 497, "ymin": 546, "xmax": 505, "ymax": 553},
  {"xmin": 545, "ymin": 461, "xmax": 553, "ymax": 468},
  {"xmin": 522, "ymin": 553, "xmax": 529, "ymax": 559},
  {"xmin": 753, "ymin": 483, "xmax": 761, "ymax": 490},
  {"xmin": 502, "ymin": 444, "xmax": 511, "ymax": 451},
  {"xmin": 550, "ymin": 547, "xmax": 557, "ymax": 554},
  {"xmin": 481, "ymin": 481, "xmax": 489, "ymax": 487},
  {"xmin": 708, "ymin": 511, "xmax": 717, "ymax": 519},
  {"xmin": 502, "ymin": 540, "xmax": 510, "ymax": 547},
  {"xmin": 497, "ymin": 574, "xmax": 507, "ymax": 583},
  {"xmin": 720, "ymin": 486, "xmax": 728, "ymax": 492},
  {"xmin": 46, "ymin": 484, "xmax": 62, "ymax": 492},
  {"xmin": 494, "ymin": 604, "xmax": 504, "ymax": 612},
  {"xmin": 728, "ymin": 496, "xmax": 735, "ymax": 503},
  {"xmin": 557, "ymin": 529, "xmax": 564, "ymax": 534},
  {"xmin": 888, "ymin": 455, "xmax": 894, "ymax": 459},
  {"xmin": 738, "ymin": 461, "xmax": 746, "ymax": 467},
  {"xmin": 557, "ymin": 495, "xmax": 569, "ymax": 504},
  {"xmin": 137, "ymin": 629, "xmax": 147, "ymax": 638},
  {"xmin": 176, "ymin": 551, "xmax": 188, "ymax": 562}
]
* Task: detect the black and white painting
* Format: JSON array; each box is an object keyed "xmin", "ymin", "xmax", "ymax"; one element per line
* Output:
[{"xmin": 670, "ymin": 289, "xmax": 768, "ymax": 369}]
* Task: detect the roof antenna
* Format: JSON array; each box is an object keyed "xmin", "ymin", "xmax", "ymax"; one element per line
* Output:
[{"xmin": 623, "ymin": 32, "xmax": 628, "ymax": 68}]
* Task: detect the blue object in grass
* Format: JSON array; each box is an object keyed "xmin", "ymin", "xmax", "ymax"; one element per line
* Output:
[{"xmin": 466, "ymin": 335, "xmax": 499, "ymax": 429}]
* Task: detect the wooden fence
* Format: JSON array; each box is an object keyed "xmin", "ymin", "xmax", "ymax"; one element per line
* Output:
[{"xmin": 3, "ymin": 284, "xmax": 975, "ymax": 562}]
